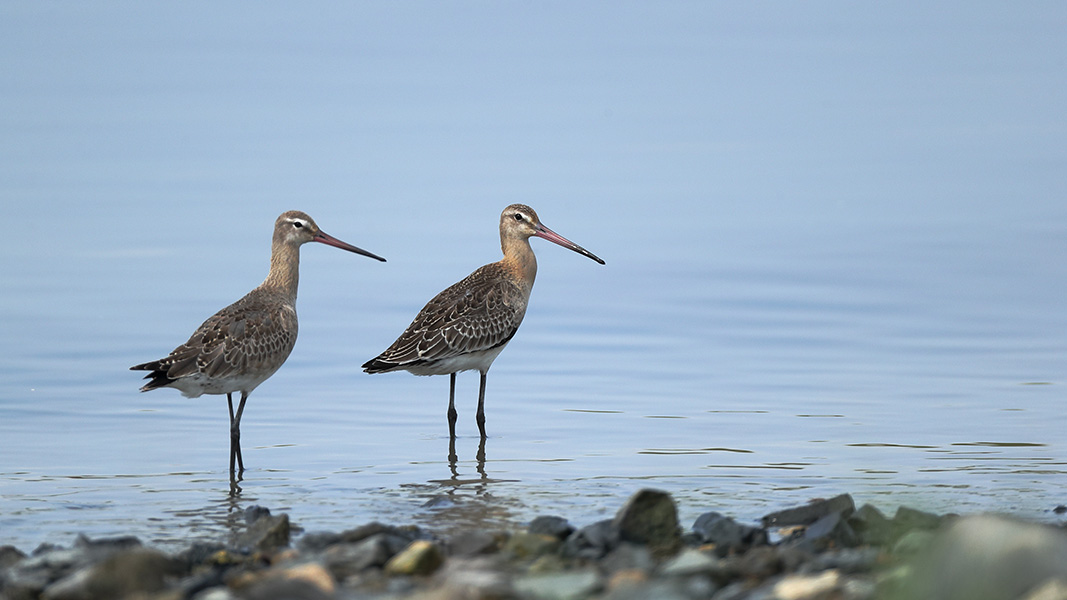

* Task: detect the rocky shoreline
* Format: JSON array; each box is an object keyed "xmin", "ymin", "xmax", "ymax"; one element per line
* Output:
[{"xmin": 3, "ymin": 490, "xmax": 1066, "ymax": 600}]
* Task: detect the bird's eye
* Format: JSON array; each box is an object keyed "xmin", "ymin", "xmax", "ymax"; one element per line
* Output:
[
  {"xmin": 293, "ymin": 221, "xmax": 304, "ymax": 228},
  {"xmin": 513, "ymin": 213, "xmax": 524, "ymax": 221}
]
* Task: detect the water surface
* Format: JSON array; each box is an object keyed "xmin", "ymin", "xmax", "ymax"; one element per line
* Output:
[{"xmin": 2, "ymin": 4, "xmax": 1066, "ymax": 551}]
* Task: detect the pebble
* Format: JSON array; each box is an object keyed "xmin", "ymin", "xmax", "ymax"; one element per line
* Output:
[{"xmin": 4, "ymin": 488, "xmax": 1065, "ymax": 600}]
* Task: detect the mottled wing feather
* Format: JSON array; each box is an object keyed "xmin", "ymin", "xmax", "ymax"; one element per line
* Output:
[
  {"xmin": 366, "ymin": 263, "xmax": 525, "ymax": 370},
  {"xmin": 139, "ymin": 290, "xmax": 298, "ymax": 387}
]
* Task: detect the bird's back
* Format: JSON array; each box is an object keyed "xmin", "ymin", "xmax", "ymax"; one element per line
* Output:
[
  {"xmin": 363, "ymin": 262, "xmax": 528, "ymax": 374},
  {"xmin": 132, "ymin": 287, "xmax": 299, "ymax": 397}
]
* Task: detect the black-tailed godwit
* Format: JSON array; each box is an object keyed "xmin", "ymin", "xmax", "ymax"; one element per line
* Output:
[
  {"xmin": 131, "ymin": 210, "xmax": 385, "ymax": 485},
  {"xmin": 362, "ymin": 204, "xmax": 603, "ymax": 438}
]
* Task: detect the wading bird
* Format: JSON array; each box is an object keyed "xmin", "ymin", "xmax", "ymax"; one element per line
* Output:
[
  {"xmin": 362, "ymin": 204, "xmax": 603, "ymax": 438},
  {"xmin": 131, "ymin": 210, "xmax": 385, "ymax": 486}
]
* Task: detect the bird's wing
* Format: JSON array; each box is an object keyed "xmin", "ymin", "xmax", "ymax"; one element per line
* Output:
[
  {"xmin": 370, "ymin": 264, "xmax": 525, "ymax": 367},
  {"xmin": 162, "ymin": 298, "xmax": 298, "ymax": 382}
]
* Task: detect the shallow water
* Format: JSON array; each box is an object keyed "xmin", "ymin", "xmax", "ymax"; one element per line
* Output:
[{"xmin": 2, "ymin": 4, "xmax": 1066, "ymax": 551}]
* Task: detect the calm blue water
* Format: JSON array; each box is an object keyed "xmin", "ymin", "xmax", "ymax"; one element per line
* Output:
[{"xmin": 2, "ymin": 4, "xmax": 1066, "ymax": 551}]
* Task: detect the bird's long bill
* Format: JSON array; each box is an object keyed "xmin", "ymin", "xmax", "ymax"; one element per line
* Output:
[
  {"xmin": 314, "ymin": 231, "xmax": 387, "ymax": 262},
  {"xmin": 535, "ymin": 224, "xmax": 606, "ymax": 265}
]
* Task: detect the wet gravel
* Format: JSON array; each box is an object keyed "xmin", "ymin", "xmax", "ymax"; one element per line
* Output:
[{"xmin": 3, "ymin": 490, "xmax": 1066, "ymax": 600}]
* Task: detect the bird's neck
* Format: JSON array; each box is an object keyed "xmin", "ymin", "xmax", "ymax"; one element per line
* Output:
[
  {"xmin": 501, "ymin": 236, "xmax": 537, "ymax": 293},
  {"xmin": 262, "ymin": 241, "xmax": 300, "ymax": 302}
]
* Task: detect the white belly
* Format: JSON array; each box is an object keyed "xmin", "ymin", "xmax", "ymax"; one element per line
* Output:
[{"xmin": 403, "ymin": 343, "xmax": 510, "ymax": 376}]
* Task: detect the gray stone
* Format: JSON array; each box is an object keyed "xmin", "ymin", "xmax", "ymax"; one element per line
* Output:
[
  {"xmin": 322, "ymin": 532, "xmax": 410, "ymax": 579},
  {"xmin": 762, "ymin": 494, "xmax": 856, "ymax": 528},
  {"xmin": 802, "ymin": 547, "xmax": 881, "ymax": 574},
  {"xmin": 506, "ymin": 531, "xmax": 562, "ymax": 560},
  {"xmin": 891, "ymin": 530, "xmax": 935, "ymax": 557},
  {"xmin": 1021, "ymin": 578, "xmax": 1067, "ymax": 600},
  {"xmin": 563, "ymin": 519, "xmax": 621, "ymax": 560},
  {"xmin": 42, "ymin": 548, "xmax": 182, "ymax": 600},
  {"xmin": 848, "ymin": 504, "xmax": 893, "ymax": 546},
  {"xmin": 529, "ymin": 516, "xmax": 575, "ymax": 540},
  {"xmin": 691, "ymin": 512, "xmax": 768, "ymax": 555},
  {"xmin": 0, "ymin": 545, "xmax": 27, "ymax": 569},
  {"xmin": 613, "ymin": 489, "xmax": 682, "ymax": 555},
  {"xmin": 449, "ymin": 529, "xmax": 502, "ymax": 557},
  {"xmin": 891, "ymin": 506, "xmax": 942, "ymax": 533},
  {"xmin": 513, "ymin": 569, "xmax": 601, "ymax": 600},
  {"xmin": 233, "ymin": 509, "xmax": 290, "ymax": 552},
  {"xmin": 659, "ymin": 548, "xmax": 723, "ymax": 578},
  {"xmin": 436, "ymin": 556, "xmax": 514, "ymax": 600},
  {"xmin": 802, "ymin": 511, "xmax": 860, "ymax": 548},
  {"xmin": 600, "ymin": 543, "xmax": 655, "ymax": 575},
  {"xmin": 887, "ymin": 515, "xmax": 1067, "ymax": 600}
]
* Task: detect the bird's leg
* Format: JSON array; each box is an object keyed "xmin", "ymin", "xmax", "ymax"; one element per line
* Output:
[
  {"xmin": 230, "ymin": 392, "xmax": 248, "ymax": 474},
  {"xmin": 447, "ymin": 373, "xmax": 458, "ymax": 439},
  {"xmin": 476, "ymin": 435, "xmax": 487, "ymax": 480},
  {"xmin": 448, "ymin": 435, "xmax": 458, "ymax": 478},
  {"xmin": 476, "ymin": 371, "xmax": 487, "ymax": 439},
  {"xmin": 227, "ymin": 393, "xmax": 237, "ymax": 475}
]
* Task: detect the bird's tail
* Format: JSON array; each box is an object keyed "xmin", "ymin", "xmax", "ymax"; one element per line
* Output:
[{"xmin": 130, "ymin": 360, "xmax": 173, "ymax": 392}]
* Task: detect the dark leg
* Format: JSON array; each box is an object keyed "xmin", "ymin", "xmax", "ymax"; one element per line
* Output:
[
  {"xmin": 476, "ymin": 435, "xmax": 487, "ymax": 479},
  {"xmin": 448, "ymin": 435, "xmax": 458, "ymax": 478},
  {"xmin": 230, "ymin": 392, "xmax": 248, "ymax": 474},
  {"xmin": 227, "ymin": 393, "xmax": 237, "ymax": 475},
  {"xmin": 447, "ymin": 373, "xmax": 458, "ymax": 439},
  {"xmin": 476, "ymin": 371, "xmax": 487, "ymax": 439}
]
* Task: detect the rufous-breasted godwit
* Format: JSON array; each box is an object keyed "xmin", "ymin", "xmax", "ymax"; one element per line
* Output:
[
  {"xmin": 131, "ymin": 210, "xmax": 385, "ymax": 483},
  {"xmin": 362, "ymin": 204, "xmax": 603, "ymax": 439}
]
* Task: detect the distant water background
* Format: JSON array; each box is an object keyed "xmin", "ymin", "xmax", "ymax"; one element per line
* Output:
[{"xmin": 2, "ymin": 4, "xmax": 1065, "ymax": 551}]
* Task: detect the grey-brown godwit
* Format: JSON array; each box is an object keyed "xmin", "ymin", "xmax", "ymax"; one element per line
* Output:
[
  {"xmin": 131, "ymin": 210, "xmax": 385, "ymax": 484},
  {"xmin": 362, "ymin": 204, "xmax": 604, "ymax": 439}
]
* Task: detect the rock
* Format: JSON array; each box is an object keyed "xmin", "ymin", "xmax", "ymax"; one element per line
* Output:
[
  {"xmin": 239, "ymin": 562, "xmax": 336, "ymax": 600},
  {"xmin": 43, "ymin": 548, "xmax": 182, "ymax": 600},
  {"xmin": 887, "ymin": 515, "xmax": 1067, "ymax": 600},
  {"xmin": 0, "ymin": 545, "xmax": 27, "ymax": 569},
  {"xmin": 241, "ymin": 578, "xmax": 332, "ymax": 600},
  {"xmin": 600, "ymin": 543, "xmax": 655, "ymax": 575},
  {"xmin": 613, "ymin": 489, "xmax": 682, "ymax": 555},
  {"xmin": 233, "ymin": 509, "xmax": 290, "ymax": 552},
  {"xmin": 176, "ymin": 541, "xmax": 226, "ymax": 569},
  {"xmin": 848, "ymin": 503, "xmax": 893, "ymax": 546},
  {"xmin": 529, "ymin": 516, "xmax": 575, "ymax": 540},
  {"xmin": 449, "ymin": 529, "xmax": 502, "ymax": 557},
  {"xmin": 891, "ymin": 530, "xmax": 935, "ymax": 557},
  {"xmin": 4, "ymin": 547, "xmax": 94, "ymax": 599},
  {"xmin": 771, "ymin": 570, "xmax": 843, "ymax": 600},
  {"xmin": 513, "ymin": 569, "xmax": 602, "ymax": 600},
  {"xmin": 1021, "ymin": 578, "xmax": 1067, "ymax": 600},
  {"xmin": 322, "ymin": 532, "xmax": 410, "ymax": 579},
  {"xmin": 762, "ymin": 494, "xmax": 856, "ymax": 527},
  {"xmin": 602, "ymin": 578, "xmax": 700, "ymax": 600},
  {"xmin": 690, "ymin": 512, "xmax": 768, "ymax": 555},
  {"xmin": 505, "ymin": 531, "xmax": 561, "ymax": 560},
  {"xmin": 72, "ymin": 534, "xmax": 142, "ymax": 552},
  {"xmin": 659, "ymin": 548, "xmax": 722, "ymax": 578},
  {"xmin": 803, "ymin": 547, "xmax": 882, "ymax": 574},
  {"xmin": 891, "ymin": 506, "xmax": 942, "ymax": 533},
  {"xmin": 802, "ymin": 510, "xmax": 861, "ymax": 548},
  {"xmin": 434, "ymin": 556, "xmax": 513, "ymax": 600},
  {"xmin": 385, "ymin": 540, "xmax": 444, "ymax": 576},
  {"xmin": 563, "ymin": 519, "xmax": 621, "ymax": 560}
]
